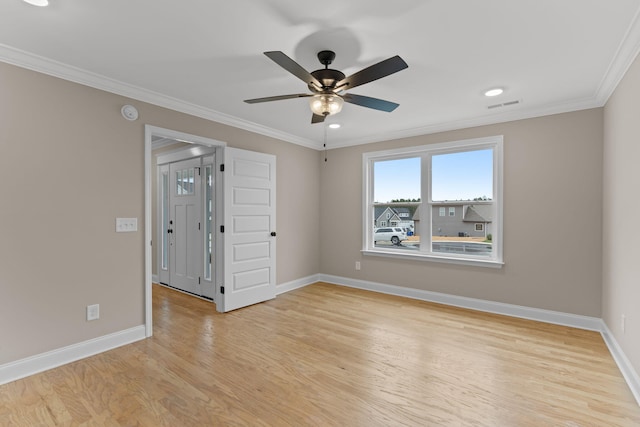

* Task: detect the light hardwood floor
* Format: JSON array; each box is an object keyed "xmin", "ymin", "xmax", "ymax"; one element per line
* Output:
[{"xmin": 1, "ymin": 282, "xmax": 639, "ymax": 426}]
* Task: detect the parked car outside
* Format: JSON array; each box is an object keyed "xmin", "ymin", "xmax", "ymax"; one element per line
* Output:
[{"xmin": 374, "ymin": 227, "xmax": 407, "ymax": 245}]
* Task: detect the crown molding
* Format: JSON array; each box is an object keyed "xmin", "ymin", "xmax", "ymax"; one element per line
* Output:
[
  {"xmin": 595, "ymin": 6, "xmax": 640, "ymax": 105},
  {"xmin": 326, "ymin": 96, "xmax": 603, "ymax": 150},
  {"xmin": 0, "ymin": 43, "xmax": 320, "ymax": 150}
]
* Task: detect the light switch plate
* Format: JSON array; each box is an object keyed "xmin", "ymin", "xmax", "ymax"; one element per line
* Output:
[
  {"xmin": 87, "ymin": 304, "xmax": 100, "ymax": 321},
  {"xmin": 116, "ymin": 217, "xmax": 138, "ymax": 232}
]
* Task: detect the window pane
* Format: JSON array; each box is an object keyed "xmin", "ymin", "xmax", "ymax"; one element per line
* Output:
[
  {"xmin": 188, "ymin": 168, "xmax": 195, "ymax": 194},
  {"xmin": 373, "ymin": 157, "xmax": 420, "ymax": 251},
  {"xmin": 431, "ymin": 149, "xmax": 493, "ymax": 257},
  {"xmin": 176, "ymin": 170, "xmax": 182, "ymax": 195}
]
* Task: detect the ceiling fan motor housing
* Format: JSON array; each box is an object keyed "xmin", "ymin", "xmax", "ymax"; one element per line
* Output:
[{"xmin": 309, "ymin": 69, "xmax": 346, "ymax": 92}]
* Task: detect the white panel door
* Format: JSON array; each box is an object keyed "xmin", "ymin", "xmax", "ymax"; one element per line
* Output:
[
  {"xmin": 169, "ymin": 157, "xmax": 202, "ymax": 295},
  {"xmin": 220, "ymin": 147, "xmax": 276, "ymax": 312}
]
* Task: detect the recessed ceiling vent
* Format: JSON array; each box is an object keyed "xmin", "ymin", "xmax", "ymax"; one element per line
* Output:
[{"xmin": 487, "ymin": 99, "xmax": 522, "ymax": 109}]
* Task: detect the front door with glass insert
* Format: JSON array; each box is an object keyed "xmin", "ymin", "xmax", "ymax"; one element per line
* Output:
[
  {"xmin": 158, "ymin": 155, "xmax": 215, "ymax": 298},
  {"xmin": 168, "ymin": 157, "xmax": 202, "ymax": 295}
]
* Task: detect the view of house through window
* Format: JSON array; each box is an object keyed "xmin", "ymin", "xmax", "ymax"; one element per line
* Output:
[
  {"xmin": 365, "ymin": 136, "xmax": 502, "ymax": 265},
  {"xmin": 431, "ymin": 149, "xmax": 493, "ymax": 257}
]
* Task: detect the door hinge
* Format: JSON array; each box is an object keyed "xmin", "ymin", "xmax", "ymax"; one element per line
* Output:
[
  {"xmin": 196, "ymin": 166, "xmax": 201, "ymax": 176},
  {"xmin": 220, "ymin": 225, "xmax": 224, "ymax": 233},
  {"xmin": 220, "ymin": 286, "xmax": 225, "ymax": 294},
  {"xmin": 198, "ymin": 222, "xmax": 201, "ymax": 230},
  {"xmin": 198, "ymin": 277, "xmax": 201, "ymax": 284},
  {"xmin": 220, "ymin": 164, "xmax": 225, "ymax": 172}
]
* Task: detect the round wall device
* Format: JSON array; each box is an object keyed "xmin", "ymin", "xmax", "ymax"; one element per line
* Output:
[{"xmin": 121, "ymin": 105, "xmax": 139, "ymax": 121}]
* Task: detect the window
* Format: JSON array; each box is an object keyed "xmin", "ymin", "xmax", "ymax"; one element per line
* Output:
[
  {"xmin": 161, "ymin": 171, "xmax": 169, "ymax": 271},
  {"xmin": 380, "ymin": 221, "xmax": 387, "ymax": 227},
  {"xmin": 176, "ymin": 168, "xmax": 195, "ymax": 195},
  {"xmin": 204, "ymin": 164, "xmax": 213, "ymax": 281},
  {"xmin": 363, "ymin": 136, "xmax": 503, "ymax": 267}
]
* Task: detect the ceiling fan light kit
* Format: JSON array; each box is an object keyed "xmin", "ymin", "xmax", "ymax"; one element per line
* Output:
[
  {"xmin": 245, "ymin": 50, "xmax": 408, "ymax": 124},
  {"xmin": 309, "ymin": 94, "xmax": 344, "ymax": 116}
]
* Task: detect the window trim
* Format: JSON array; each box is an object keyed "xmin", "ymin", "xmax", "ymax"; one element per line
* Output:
[{"xmin": 362, "ymin": 135, "xmax": 503, "ymax": 268}]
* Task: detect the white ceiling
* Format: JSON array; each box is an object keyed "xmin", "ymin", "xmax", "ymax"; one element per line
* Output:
[{"xmin": 2, "ymin": 0, "xmax": 640, "ymax": 150}]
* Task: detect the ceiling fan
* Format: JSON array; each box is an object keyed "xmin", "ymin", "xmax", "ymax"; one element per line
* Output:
[{"xmin": 244, "ymin": 50, "xmax": 408, "ymax": 124}]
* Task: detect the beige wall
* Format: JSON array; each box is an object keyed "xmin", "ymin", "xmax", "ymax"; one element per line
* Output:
[
  {"xmin": 320, "ymin": 109, "xmax": 604, "ymax": 317},
  {"xmin": 0, "ymin": 62, "xmax": 320, "ymax": 364},
  {"xmin": 603, "ymin": 54, "xmax": 640, "ymax": 375}
]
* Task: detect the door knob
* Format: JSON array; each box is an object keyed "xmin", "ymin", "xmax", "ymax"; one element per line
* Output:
[{"xmin": 271, "ymin": 232, "xmax": 276, "ymax": 237}]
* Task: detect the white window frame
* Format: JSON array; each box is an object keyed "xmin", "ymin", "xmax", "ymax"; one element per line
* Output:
[
  {"xmin": 439, "ymin": 207, "xmax": 446, "ymax": 216},
  {"xmin": 362, "ymin": 135, "xmax": 503, "ymax": 268},
  {"xmin": 449, "ymin": 207, "xmax": 456, "ymax": 216},
  {"xmin": 475, "ymin": 223, "xmax": 484, "ymax": 232}
]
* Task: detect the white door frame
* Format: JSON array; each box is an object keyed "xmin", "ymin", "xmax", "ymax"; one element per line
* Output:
[{"xmin": 144, "ymin": 125, "xmax": 226, "ymax": 337}]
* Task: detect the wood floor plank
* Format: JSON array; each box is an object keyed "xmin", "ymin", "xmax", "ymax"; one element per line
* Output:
[{"xmin": 1, "ymin": 282, "xmax": 639, "ymax": 426}]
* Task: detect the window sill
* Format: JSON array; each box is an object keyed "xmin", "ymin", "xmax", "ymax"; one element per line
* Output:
[{"xmin": 361, "ymin": 249, "xmax": 504, "ymax": 269}]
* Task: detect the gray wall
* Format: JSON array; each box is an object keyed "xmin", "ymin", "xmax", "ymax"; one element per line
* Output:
[
  {"xmin": 320, "ymin": 108, "xmax": 603, "ymax": 317},
  {"xmin": 431, "ymin": 205, "xmax": 491, "ymax": 238},
  {"xmin": 0, "ymin": 62, "xmax": 321, "ymax": 365},
  {"xmin": 603, "ymin": 52, "xmax": 640, "ymax": 378}
]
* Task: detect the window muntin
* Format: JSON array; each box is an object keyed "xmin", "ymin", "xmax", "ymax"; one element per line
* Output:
[{"xmin": 363, "ymin": 136, "xmax": 503, "ymax": 266}]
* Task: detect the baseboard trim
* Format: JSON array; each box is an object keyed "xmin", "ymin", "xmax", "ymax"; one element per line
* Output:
[
  {"xmin": 601, "ymin": 321, "xmax": 640, "ymax": 406},
  {"xmin": 0, "ymin": 325, "xmax": 146, "ymax": 386},
  {"xmin": 276, "ymin": 274, "xmax": 320, "ymax": 295},
  {"xmin": 318, "ymin": 274, "xmax": 602, "ymax": 330}
]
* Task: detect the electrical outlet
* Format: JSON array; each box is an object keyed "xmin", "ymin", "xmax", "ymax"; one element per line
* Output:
[
  {"xmin": 87, "ymin": 304, "xmax": 100, "ymax": 321},
  {"xmin": 355, "ymin": 261, "xmax": 361, "ymax": 271},
  {"xmin": 622, "ymin": 314, "xmax": 626, "ymax": 333}
]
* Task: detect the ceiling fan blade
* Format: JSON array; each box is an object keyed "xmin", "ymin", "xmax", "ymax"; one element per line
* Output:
[
  {"xmin": 244, "ymin": 94, "xmax": 312, "ymax": 104},
  {"xmin": 311, "ymin": 113, "xmax": 326, "ymax": 124},
  {"xmin": 342, "ymin": 93, "xmax": 399, "ymax": 112},
  {"xmin": 337, "ymin": 55, "xmax": 408, "ymax": 91},
  {"xmin": 264, "ymin": 51, "xmax": 323, "ymax": 88}
]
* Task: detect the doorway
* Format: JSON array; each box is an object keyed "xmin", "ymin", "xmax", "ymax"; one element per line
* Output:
[{"xmin": 144, "ymin": 125, "xmax": 278, "ymax": 338}]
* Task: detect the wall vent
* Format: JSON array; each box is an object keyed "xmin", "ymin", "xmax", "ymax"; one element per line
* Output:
[{"xmin": 488, "ymin": 99, "xmax": 522, "ymax": 109}]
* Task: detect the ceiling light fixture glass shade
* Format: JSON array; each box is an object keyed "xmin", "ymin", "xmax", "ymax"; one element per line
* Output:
[
  {"xmin": 23, "ymin": 0, "xmax": 49, "ymax": 6},
  {"xmin": 309, "ymin": 94, "xmax": 344, "ymax": 116}
]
